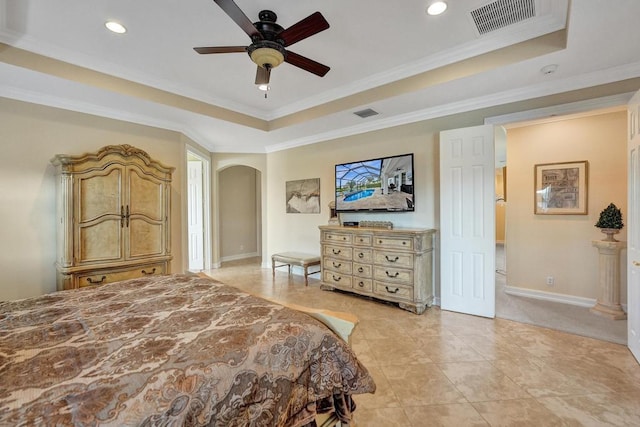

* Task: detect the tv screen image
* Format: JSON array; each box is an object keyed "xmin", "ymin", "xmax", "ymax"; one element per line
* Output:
[{"xmin": 335, "ymin": 153, "xmax": 414, "ymax": 212}]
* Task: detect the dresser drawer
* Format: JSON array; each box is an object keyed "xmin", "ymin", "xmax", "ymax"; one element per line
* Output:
[
  {"xmin": 324, "ymin": 257, "xmax": 353, "ymax": 274},
  {"xmin": 76, "ymin": 263, "xmax": 166, "ymax": 288},
  {"xmin": 353, "ymin": 248, "xmax": 373, "ymax": 263},
  {"xmin": 374, "ymin": 235, "xmax": 414, "ymax": 251},
  {"xmin": 322, "ymin": 232, "xmax": 353, "ymax": 245},
  {"xmin": 353, "ymin": 263, "xmax": 372, "ymax": 278},
  {"xmin": 353, "ymin": 234, "xmax": 373, "ymax": 246},
  {"xmin": 374, "ymin": 251, "xmax": 414, "ymax": 268},
  {"xmin": 323, "ymin": 244, "xmax": 353, "ymax": 260},
  {"xmin": 353, "ymin": 277, "xmax": 373, "ymax": 292},
  {"xmin": 374, "ymin": 282, "xmax": 413, "ymax": 301},
  {"xmin": 373, "ymin": 266, "xmax": 413, "ymax": 285},
  {"xmin": 323, "ymin": 270, "xmax": 352, "ymax": 288}
]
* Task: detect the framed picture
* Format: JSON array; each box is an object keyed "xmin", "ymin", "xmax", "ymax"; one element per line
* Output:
[
  {"xmin": 534, "ymin": 161, "xmax": 588, "ymax": 215},
  {"xmin": 286, "ymin": 178, "xmax": 320, "ymax": 213}
]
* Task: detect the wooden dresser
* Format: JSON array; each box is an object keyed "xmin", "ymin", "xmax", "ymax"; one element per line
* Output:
[
  {"xmin": 51, "ymin": 145, "xmax": 174, "ymax": 290},
  {"xmin": 319, "ymin": 225, "xmax": 435, "ymax": 314}
]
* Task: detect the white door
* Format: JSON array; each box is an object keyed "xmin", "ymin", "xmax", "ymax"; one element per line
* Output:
[
  {"xmin": 628, "ymin": 90, "xmax": 640, "ymax": 363},
  {"xmin": 440, "ymin": 124, "xmax": 499, "ymax": 317},
  {"xmin": 188, "ymin": 160, "xmax": 204, "ymax": 271}
]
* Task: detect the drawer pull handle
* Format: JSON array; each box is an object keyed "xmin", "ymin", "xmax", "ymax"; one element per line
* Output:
[
  {"xmin": 87, "ymin": 275, "xmax": 107, "ymax": 285},
  {"xmin": 386, "ymin": 271, "xmax": 400, "ymax": 278},
  {"xmin": 333, "ymin": 262, "xmax": 342, "ymax": 268},
  {"xmin": 358, "ymin": 281, "xmax": 365, "ymax": 287},
  {"xmin": 385, "ymin": 286, "xmax": 400, "ymax": 294},
  {"xmin": 359, "ymin": 238, "xmax": 364, "ymax": 242},
  {"xmin": 332, "ymin": 275, "xmax": 341, "ymax": 282},
  {"xmin": 332, "ymin": 249, "xmax": 341, "ymax": 255},
  {"xmin": 141, "ymin": 268, "xmax": 156, "ymax": 275},
  {"xmin": 358, "ymin": 252, "xmax": 365, "ymax": 259},
  {"xmin": 358, "ymin": 267, "xmax": 364, "ymax": 273},
  {"xmin": 378, "ymin": 240, "xmax": 383, "ymax": 244},
  {"xmin": 403, "ymin": 241, "xmax": 406, "ymax": 245},
  {"xmin": 385, "ymin": 255, "xmax": 399, "ymax": 262},
  {"xmin": 343, "ymin": 237, "xmax": 347, "ymax": 241}
]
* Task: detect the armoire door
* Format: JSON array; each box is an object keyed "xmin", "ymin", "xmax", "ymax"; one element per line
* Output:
[
  {"xmin": 126, "ymin": 165, "xmax": 169, "ymax": 259},
  {"xmin": 75, "ymin": 164, "xmax": 125, "ymax": 264}
]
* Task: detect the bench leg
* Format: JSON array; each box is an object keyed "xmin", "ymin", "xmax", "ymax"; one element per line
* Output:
[
  {"xmin": 304, "ymin": 265, "xmax": 309, "ymax": 286},
  {"xmin": 272, "ymin": 258, "xmax": 275, "ymax": 278}
]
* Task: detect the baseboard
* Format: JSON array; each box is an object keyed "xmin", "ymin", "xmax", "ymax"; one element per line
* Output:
[
  {"xmin": 220, "ymin": 252, "xmax": 259, "ymax": 263},
  {"xmin": 432, "ymin": 289, "xmax": 624, "ymax": 312},
  {"xmin": 504, "ymin": 285, "xmax": 596, "ymax": 308}
]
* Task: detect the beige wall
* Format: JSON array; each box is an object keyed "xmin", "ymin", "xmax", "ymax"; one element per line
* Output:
[
  {"xmin": 505, "ymin": 111, "xmax": 627, "ymax": 301},
  {"xmin": 1, "ymin": 94, "xmax": 629, "ymax": 306},
  {"xmin": 211, "ymin": 152, "xmax": 266, "ymax": 267},
  {"xmin": 496, "ymin": 167, "xmax": 507, "ymax": 242},
  {"xmin": 219, "ymin": 165, "xmax": 259, "ymax": 260},
  {"xmin": 266, "ymin": 121, "xmax": 441, "ymax": 258},
  {"xmin": 0, "ymin": 98, "xmax": 185, "ymax": 301}
]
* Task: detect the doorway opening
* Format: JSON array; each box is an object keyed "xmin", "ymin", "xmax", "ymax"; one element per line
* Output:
[{"xmin": 218, "ymin": 165, "xmax": 262, "ymax": 264}]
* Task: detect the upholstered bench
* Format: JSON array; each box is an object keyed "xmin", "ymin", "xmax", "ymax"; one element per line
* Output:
[{"xmin": 271, "ymin": 252, "xmax": 321, "ymax": 286}]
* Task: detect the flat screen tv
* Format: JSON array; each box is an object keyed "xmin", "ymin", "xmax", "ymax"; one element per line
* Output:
[{"xmin": 335, "ymin": 153, "xmax": 414, "ymax": 212}]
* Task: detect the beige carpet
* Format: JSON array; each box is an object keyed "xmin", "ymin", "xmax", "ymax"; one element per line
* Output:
[{"xmin": 495, "ymin": 246, "xmax": 627, "ymax": 345}]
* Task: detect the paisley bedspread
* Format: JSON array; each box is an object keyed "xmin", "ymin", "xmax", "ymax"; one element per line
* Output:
[{"xmin": 0, "ymin": 274, "xmax": 375, "ymax": 426}]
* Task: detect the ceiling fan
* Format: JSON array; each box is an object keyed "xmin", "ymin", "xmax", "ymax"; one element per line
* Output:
[{"xmin": 194, "ymin": 0, "xmax": 331, "ymax": 87}]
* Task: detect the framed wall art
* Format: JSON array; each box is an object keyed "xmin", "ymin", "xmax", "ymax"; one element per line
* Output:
[
  {"xmin": 534, "ymin": 161, "xmax": 588, "ymax": 215},
  {"xmin": 286, "ymin": 178, "xmax": 320, "ymax": 214}
]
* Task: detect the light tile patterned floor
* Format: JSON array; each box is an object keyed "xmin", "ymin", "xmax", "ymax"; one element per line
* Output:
[{"xmin": 204, "ymin": 258, "xmax": 640, "ymax": 427}]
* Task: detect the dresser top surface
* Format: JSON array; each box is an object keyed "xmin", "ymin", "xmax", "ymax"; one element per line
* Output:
[{"xmin": 319, "ymin": 225, "xmax": 435, "ymax": 234}]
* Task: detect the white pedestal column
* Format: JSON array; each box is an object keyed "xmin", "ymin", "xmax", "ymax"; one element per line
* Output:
[{"xmin": 591, "ymin": 240, "xmax": 626, "ymax": 320}]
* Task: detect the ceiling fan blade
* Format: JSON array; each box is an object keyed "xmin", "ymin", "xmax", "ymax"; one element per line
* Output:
[
  {"xmin": 278, "ymin": 11, "xmax": 329, "ymax": 47},
  {"xmin": 214, "ymin": 0, "xmax": 262, "ymax": 39},
  {"xmin": 194, "ymin": 46, "xmax": 247, "ymax": 54},
  {"xmin": 255, "ymin": 66, "xmax": 271, "ymax": 85},
  {"xmin": 285, "ymin": 51, "xmax": 330, "ymax": 77}
]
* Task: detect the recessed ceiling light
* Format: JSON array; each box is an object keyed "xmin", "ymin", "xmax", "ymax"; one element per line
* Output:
[
  {"xmin": 105, "ymin": 21, "xmax": 127, "ymax": 34},
  {"xmin": 257, "ymin": 84, "xmax": 270, "ymax": 91},
  {"xmin": 426, "ymin": 1, "xmax": 448, "ymax": 16}
]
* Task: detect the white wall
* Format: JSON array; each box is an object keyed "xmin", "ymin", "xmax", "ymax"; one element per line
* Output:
[
  {"xmin": 0, "ymin": 98, "xmax": 185, "ymax": 301},
  {"xmin": 505, "ymin": 110, "xmax": 627, "ymax": 301}
]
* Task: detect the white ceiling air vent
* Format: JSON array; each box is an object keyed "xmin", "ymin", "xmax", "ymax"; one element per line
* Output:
[
  {"xmin": 470, "ymin": 0, "xmax": 536, "ymax": 35},
  {"xmin": 353, "ymin": 108, "xmax": 379, "ymax": 119}
]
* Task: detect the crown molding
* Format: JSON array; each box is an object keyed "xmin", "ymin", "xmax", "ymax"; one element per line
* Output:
[{"xmin": 265, "ymin": 61, "xmax": 640, "ymax": 152}]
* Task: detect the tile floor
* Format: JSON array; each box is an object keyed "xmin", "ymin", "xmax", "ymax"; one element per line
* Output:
[{"xmin": 204, "ymin": 258, "xmax": 640, "ymax": 426}]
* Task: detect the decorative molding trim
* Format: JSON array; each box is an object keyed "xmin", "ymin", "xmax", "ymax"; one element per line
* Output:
[
  {"xmin": 504, "ymin": 285, "xmax": 596, "ymax": 308},
  {"xmin": 485, "ymin": 93, "xmax": 634, "ymax": 126},
  {"xmin": 269, "ymin": 12, "xmax": 567, "ymax": 119},
  {"xmin": 265, "ymin": 62, "xmax": 640, "ymax": 153}
]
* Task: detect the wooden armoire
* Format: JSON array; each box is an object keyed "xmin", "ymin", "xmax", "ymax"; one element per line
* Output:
[{"xmin": 51, "ymin": 144, "xmax": 174, "ymax": 290}]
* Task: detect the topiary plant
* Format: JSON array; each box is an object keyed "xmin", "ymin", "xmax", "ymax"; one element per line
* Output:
[{"xmin": 595, "ymin": 203, "xmax": 624, "ymax": 230}]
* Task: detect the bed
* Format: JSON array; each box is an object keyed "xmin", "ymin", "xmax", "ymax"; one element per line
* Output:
[{"xmin": 0, "ymin": 274, "xmax": 375, "ymax": 426}]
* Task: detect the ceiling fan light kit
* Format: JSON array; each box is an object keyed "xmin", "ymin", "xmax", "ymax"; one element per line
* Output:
[
  {"xmin": 195, "ymin": 0, "xmax": 330, "ymax": 88},
  {"xmin": 249, "ymin": 45, "xmax": 285, "ymax": 69}
]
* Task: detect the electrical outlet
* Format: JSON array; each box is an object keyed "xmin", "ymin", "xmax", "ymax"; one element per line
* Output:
[{"xmin": 546, "ymin": 276, "xmax": 554, "ymax": 286}]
